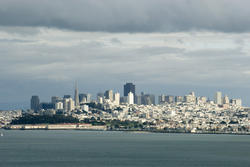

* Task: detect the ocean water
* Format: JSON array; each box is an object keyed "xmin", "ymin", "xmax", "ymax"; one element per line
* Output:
[{"xmin": 0, "ymin": 130, "xmax": 250, "ymax": 167}]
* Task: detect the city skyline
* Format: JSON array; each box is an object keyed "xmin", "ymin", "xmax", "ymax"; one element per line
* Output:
[
  {"xmin": 0, "ymin": 81, "xmax": 247, "ymax": 110},
  {"xmin": 1, "ymin": 1, "xmax": 250, "ymax": 166},
  {"xmin": 27, "ymin": 82, "xmax": 243, "ymax": 112},
  {"xmin": 1, "ymin": 1, "xmax": 250, "ymax": 109}
]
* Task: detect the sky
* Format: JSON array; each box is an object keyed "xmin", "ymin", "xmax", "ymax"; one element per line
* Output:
[{"xmin": 1, "ymin": 0, "xmax": 250, "ymax": 109}]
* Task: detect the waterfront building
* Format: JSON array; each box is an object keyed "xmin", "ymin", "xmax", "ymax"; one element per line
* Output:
[
  {"xmin": 124, "ymin": 83, "xmax": 135, "ymax": 96},
  {"xmin": 30, "ymin": 95, "xmax": 40, "ymax": 112}
]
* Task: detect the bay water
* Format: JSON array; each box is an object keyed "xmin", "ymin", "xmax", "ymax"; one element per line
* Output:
[{"xmin": 0, "ymin": 130, "xmax": 250, "ymax": 167}]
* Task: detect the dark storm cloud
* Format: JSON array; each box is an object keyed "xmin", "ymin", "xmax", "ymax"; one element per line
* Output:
[{"xmin": 0, "ymin": 0, "xmax": 250, "ymax": 33}]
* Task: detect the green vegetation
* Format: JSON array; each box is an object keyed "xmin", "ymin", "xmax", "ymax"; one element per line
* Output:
[
  {"xmin": 105, "ymin": 119, "xmax": 144, "ymax": 130},
  {"xmin": 11, "ymin": 114, "xmax": 79, "ymax": 124},
  {"xmin": 81, "ymin": 117, "xmax": 106, "ymax": 126}
]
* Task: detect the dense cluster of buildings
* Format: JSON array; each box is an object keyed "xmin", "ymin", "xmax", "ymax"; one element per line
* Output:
[
  {"xmin": 0, "ymin": 110, "xmax": 22, "ymax": 127},
  {"xmin": 1, "ymin": 82, "xmax": 250, "ymax": 133}
]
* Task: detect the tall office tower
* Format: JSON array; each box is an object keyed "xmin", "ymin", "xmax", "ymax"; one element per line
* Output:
[
  {"xmin": 142, "ymin": 94, "xmax": 155, "ymax": 105},
  {"xmin": 124, "ymin": 83, "xmax": 135, "ymax": 97},
  {"xmin": 127, "ymin": 92, "xmax": 134, "ymax": 104},
  {"xmin": 63, "ymin": 98, "xmax": 69, "ymax": 112},
  {"xmin": 31, "ymin": 95, "xmax": 40, "ymax": 112},
  {"xmin": 68, "ymin": 98, "xmax": 75, "ymax": 111},
  {"xmin": 223, "ymin": 95, "xmax": 230, "ymax": 104},
  {"xmin": 215, "ymin": 91, "xmax": 222, "ymax": 105},
  {"xmin": 85, "ymin": 94, "xmax": 91, "ymax": 103},
  {"xmin": 74, "ymin": 83, "xmax": 79, "ymax": 107},
  {"xmin": 166, "ymin": 95, "xmax": 174, "ymax": 103},
  {"xmin": 114, "ymin": 92, "xmax": 120, "ymax": 105},
  {"xmin": 79, "ymin": 93, "xmax": 91, "ymax": 103},
  {"xmin": 104, "ymin": 90, "xmax": 113, "ymax": 101},
  {"xmin": 158, "ymin": 94, "xmax": 165, "ymax": 104},
  {"xmin": 63, "ymin": 97, "xmax": 75, "ymax": 112}
]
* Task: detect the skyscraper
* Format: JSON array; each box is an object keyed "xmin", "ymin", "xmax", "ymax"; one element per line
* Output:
[
  {"xmin": 31, "ymin": 95, "xmax": 40, "ymax": 112},
  {"xmin": 127, "ymin": 92, "xmax": 134, "ymax": 104},
  {"xmin": 215, "ymin": 91, "xmax": 222, "ymax": 105},
  {"xmin": 104, "ymin": 90, "xmax": 113, "ymax": 101},
  {"xmin": 74, "ymin": 82, "xmax": 79, "ymax": 107},
  {"xmin": 223, "ymin": 95, "xmax": 230, "ymax": 104},
  {"xmin": 114, "ymin": 92, "xmax": 120, "ymax": 105},
  {"xmin": 124, "ymin": 83, "xmax": 135, "ymax": 97}
]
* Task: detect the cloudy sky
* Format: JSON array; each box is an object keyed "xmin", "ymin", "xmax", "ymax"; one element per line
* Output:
[{"xmin": 1, "ymin": 0, "xmax": 250, "ymax": 109}]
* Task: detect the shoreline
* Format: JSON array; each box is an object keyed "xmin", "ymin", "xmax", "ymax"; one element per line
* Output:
[{"xmin": 1, "ymin": 126, "xmax": 250, "ymax": 136}]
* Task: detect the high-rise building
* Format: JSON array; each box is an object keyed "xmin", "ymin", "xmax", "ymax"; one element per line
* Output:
[
  {"xmin": 231, "ymin": 99, "xmax": 242, "ymax": 107},
  {"xmin": 158, "ymin": 94, "xmax": 165, "ymax": 104},
  {"xmin": 79, "ymin": 93, "xmax": 91, "ymax": 103},
  {"xmin": 166, "ymin": 95, "xmax": 174, "ymax": 103},
  {"xmin": 215, "ymin": 91, "xmax": 222, "ymax": 105},
  {"xmin": 51, "ymin": 96, "xmax": 62, "ymax": 104},
  {"xmin": 74, "ymin": 83, "xmax": 79, "ymax": 107},
  {"xmin": 104, "ymin": 90, "xmax": 113, "ymax": 101},
  {"xmin": 114, "ymin": 92, "xmax": 120, "ymax": 105},
  {"xmin": 97, "ymin": 92, "xmax": 104, "ymax": 98},
  {"xmin": 184, "ymin": 95, "xmax": 194, "ymax": 103},
  {"xmin": 124, "ymin": 83, "xmax": 135, "ymax": 97},
  {"xmin": 175, "ymin": 96, "xmax": 183, "ymax": 103},
  {"xmin": 31, "ymin": 95, "xmax": 40, "ymax": 112},
  {"xmin": 63, "ymin": 97, "xmax": 75, "ymax": 112},
  {"xmin": 127, "ymin": 92, "xmax": 134, "ymax": 104},
  {"xmin": 135, "ymin": 95, "xmax": 142, "ymax": 105},
  {"xmin": 40, "ymin": 102, "xmax": 54, "ymax": 110},
  {"xmin": 63, "ymin": 95, "xmax": 71, "ymax": 99},
  {"xmin": 97, "ymin": 96, "xmax": 103, "ymax": 104},
  {"xmin": 141, "ymin": 94, "xmax": 155, "ymax": 105},
  {"xmin": 200, "ymin": 96, "xmax": 207, "ymax": 104},
  {"xmin": 223, "ymin": 95, "xmax": 230, "ymax": 104},
  {"xmin": 55, "ymin": 102, "xmax": 63, "ymax": 110}
]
